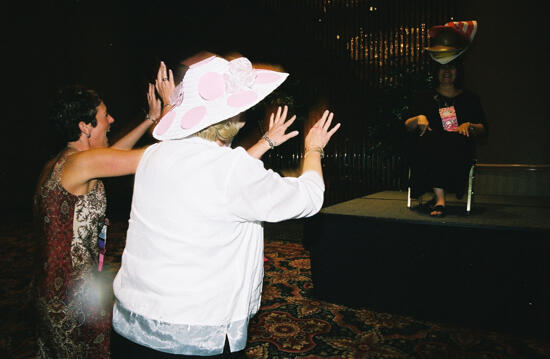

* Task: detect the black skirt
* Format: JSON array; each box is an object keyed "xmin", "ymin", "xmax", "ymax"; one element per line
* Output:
[{"xmin": 406, "ymin": 130, "xmax": 475, "ymax": 199}]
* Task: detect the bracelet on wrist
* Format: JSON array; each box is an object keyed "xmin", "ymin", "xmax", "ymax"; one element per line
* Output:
[
  {"xmin": 145, "ymin": 114, "xmax": 157, "ymax": 123},
  {"xmin": 262, "ymin": 135, "xmax": 276, "ymax": 150},
  {"xmin": 305, "ymin": 146, "xmax": 324, "ymax": 158}
]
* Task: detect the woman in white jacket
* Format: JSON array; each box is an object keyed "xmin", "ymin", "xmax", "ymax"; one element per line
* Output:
[{"xmin": 111, "ymin": 54, "xmax": 340, "ymax": 358}]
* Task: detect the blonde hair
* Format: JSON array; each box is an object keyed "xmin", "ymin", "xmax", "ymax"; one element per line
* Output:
[{"xmin": 194, "ymin": 116, "xmax": 241, "ymax": 144}]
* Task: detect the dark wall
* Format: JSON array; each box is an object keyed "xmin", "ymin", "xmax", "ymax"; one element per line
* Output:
[
  {"xmin": 4, "ymin": 1, "xmax": 549, "ymax": 219},
  {"xmin": 461, "ymin": 0, "xmax": 549, "ymax": 164},
  {"xmin": 5, "ymin": 1, "xmax": 145, "ymax": 219}
]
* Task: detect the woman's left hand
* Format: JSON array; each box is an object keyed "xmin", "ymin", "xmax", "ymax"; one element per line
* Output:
[
  {"xmin": 456, "ymin": 122, "xmax": 471, "ymax": 137},
  {"xmin": 147, "ymin": 83, "xmax": 161, "ymax": 122},
  {"xmin": 264, "ymin": 105, "xmax": 299, "ymax": 147}
]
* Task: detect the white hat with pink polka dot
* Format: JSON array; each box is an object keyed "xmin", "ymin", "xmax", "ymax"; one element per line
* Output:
[{"xmin": 153, "ymin": 55, "xmax": 289, "ymax": 141}]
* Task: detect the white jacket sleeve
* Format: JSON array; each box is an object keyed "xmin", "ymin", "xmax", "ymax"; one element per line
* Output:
[{"xmin": 224, "ymin": 147, "xmax": 325, "ymax": 223}]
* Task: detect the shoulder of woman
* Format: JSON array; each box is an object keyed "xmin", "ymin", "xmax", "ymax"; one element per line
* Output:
[
  {"xmin": 417, "ymin": 88, "xmax": 435, "ymax": 97},
  {"xmin": 458, "ymin": 89, "xmax": 479, "ymax": 98},
  {"xmin": 409, "ymin": 89, "xmax": 435, "ymax": 105},
  {"xmin": 231, "ymin": 146, "xmax": 264, "ymax": 167},
  {"xmin": 35, "ymin": 156, "xmax": 60, "ymax": 192}
]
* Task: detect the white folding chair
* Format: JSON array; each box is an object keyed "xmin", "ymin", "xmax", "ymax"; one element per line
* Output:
[{"xmin": 407, "ymin": 160, "xmax": 477, "ymax": 214}]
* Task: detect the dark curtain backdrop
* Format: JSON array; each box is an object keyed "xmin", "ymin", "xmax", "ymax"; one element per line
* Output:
[{"xmin": 4, "ymin": 0, "xmax": 549, "ymax": 218}]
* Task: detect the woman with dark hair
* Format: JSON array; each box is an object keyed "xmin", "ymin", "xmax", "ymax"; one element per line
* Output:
[
  {"xmin": 404, "ymin": 60, "xmax": 487, "ymax": 217},
  {"xmin": 33, "ymin": 82, "xmax": 165, "ymax": 358}
]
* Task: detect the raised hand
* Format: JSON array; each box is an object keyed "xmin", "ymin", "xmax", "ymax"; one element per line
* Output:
[
  {"xmin": 147, "ymin": 83, "xmax": 161, "ymax": 122},
  {"xmin": 263, "ymin": 105, "xmax": 299, "ymax": 148},
  {"xmin": 304, "ymin": 110, "xmax": 340, "ymax": 151},
  {"xmin": 154, "ymin": 61, "xmax": 175, "ymax": 106}
]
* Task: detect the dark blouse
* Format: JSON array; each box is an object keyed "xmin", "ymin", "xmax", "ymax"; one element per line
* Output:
[{"xmin": 408, "ymin": 88, "xmax": 488, "ymax": 135}]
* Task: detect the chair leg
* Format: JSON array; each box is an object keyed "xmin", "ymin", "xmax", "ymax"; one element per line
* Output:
[
  {"xmin": 407, "ymin": 167, "xmax": 422, "ymax": 208},
  {"xmin": 466, "ymin": 163, "xmax": 475, "ymax": 214},
  {"xmin": 407, "ymin": 167, "xmax": 411, "ymax": 208}
]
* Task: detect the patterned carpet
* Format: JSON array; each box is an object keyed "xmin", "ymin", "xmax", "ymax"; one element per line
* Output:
[{"xmin": 1, "ymin": 218, "xmax": 549, "ymax": 359}]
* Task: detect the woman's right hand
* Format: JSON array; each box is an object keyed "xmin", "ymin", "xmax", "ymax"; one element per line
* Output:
[
  {"xmin": 155, "ymin": 61, "xmax": 175, "ymax": 105},
  {"xmin": 304, "ymin": 110, "xmax": 340, "ymax": 151}
]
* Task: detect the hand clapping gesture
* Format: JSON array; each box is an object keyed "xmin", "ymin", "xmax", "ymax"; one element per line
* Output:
[
  {"xmin": 146, "ymin": 83, "xmax": 161, "ymax": 123},
  {"xmin": 155, "ymin": 61, "xmax": 176, "ymax": 107}
]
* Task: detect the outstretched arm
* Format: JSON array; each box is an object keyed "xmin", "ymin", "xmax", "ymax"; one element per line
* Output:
[
  {"xmin": 111, "ymin": 84, "xmax": 160, "ymax": 149},
  {"xmin": 61, "ymin": 147, "xmax": 148, "ymax": 195},
  {"xmin": 302, "ymin": 110, "xmax": 340, "ymax": 181}
]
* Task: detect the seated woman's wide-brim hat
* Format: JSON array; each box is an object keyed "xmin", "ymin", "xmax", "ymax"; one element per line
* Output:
[
  {"xmin": 425, "ymin": 20, "xmax": 478, "ymax": 64},
  {"xmin": 153, "ymin": 56, "xmax": 288, "ymax": 141}
]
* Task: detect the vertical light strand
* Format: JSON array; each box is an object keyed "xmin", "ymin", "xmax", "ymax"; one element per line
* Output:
[{"xmin": 258, "ymin": 0, "xmax": 461, "ymax": 204}]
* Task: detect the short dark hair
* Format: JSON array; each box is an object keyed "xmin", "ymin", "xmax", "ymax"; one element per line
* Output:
[{"xmin": 48, "ymin": 85, "xmax": 101, "ymax": 142}]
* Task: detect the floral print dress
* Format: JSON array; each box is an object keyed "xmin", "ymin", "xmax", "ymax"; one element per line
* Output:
[{"xmin": 33, "ymin": 150, "xmax": 112, "ymax": 358}]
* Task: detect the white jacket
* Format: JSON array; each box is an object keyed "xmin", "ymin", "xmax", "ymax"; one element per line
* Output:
[{"xmin": 112, "ymin": 137, "xmax": 324, "ymax": 355}]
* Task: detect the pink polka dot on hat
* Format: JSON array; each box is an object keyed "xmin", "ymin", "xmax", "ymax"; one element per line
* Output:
[{"xmin": 153, "ymin": 56, "xmax": 289, "ymax": 141}]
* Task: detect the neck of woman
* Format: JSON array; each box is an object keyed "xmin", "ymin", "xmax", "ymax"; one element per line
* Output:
[
  {"xmin": 66, "ymin": 138, "xmax": 89, "ymax": 152},
  {"xmin": 216, "ymin": 139, "xmax": 229, "ymax": 147},
  {"xmin": 437, "ymin": 84, "xmax": 460, "ymax": 98}
]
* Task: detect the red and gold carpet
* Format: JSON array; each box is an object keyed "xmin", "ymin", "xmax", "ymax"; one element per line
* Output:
[{"xmin": 1, "ymin": 219, "xmax": 548, "ymax": 358}]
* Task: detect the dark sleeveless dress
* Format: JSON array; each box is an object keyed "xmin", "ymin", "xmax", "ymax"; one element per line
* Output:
[{"xmin": 33, "ymin": 150, "xmax": 112, "ymax": 358}]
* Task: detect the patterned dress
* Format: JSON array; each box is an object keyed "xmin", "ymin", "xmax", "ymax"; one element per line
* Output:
[{"xmin": 33, "ymin": 150, "xmax": 112, "ymax": 358}]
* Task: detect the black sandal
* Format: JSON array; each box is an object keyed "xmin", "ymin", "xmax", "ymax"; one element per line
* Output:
[
  {"xmin": 424, "ymin": 196, "xmax": 437, "ymax": 208},
  {"xmin": 430, "ymin": 205, "xmax": 446, "ymax": 217}
]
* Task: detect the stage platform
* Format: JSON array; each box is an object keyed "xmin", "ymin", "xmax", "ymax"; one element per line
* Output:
[{"xmin": 304, "ymin": 191, "xmax": 550, "ymax": 338}]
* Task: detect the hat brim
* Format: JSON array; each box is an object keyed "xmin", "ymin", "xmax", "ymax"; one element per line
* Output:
[
  {"xmin": 424, "ymin": 45, "xmax": 464, "ymax": 53},
  {"xmin": 153, "ymin": 56, "xmax": 288, "ymax": 141},
  {"xmin": 428, "ymin": 48, "xmax": 468, "ymax": 64}
]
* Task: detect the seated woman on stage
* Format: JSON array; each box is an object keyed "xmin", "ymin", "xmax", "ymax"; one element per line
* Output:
[{"xmin": 404, "ymin": 60, "xmax": 487, "ymax": 217}]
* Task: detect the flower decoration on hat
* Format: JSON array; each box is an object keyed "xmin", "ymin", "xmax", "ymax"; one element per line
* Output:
[
  {"xmin": 425, "ymin": 20, "xmax": 478, "ymax": 64},
  {"xmin": 153, "ymin": 56, "xmax": 288, "ymax": 141},
  {"xmin": 224, "ymin": 58, "xmax": 256, "ymax": 93}
]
